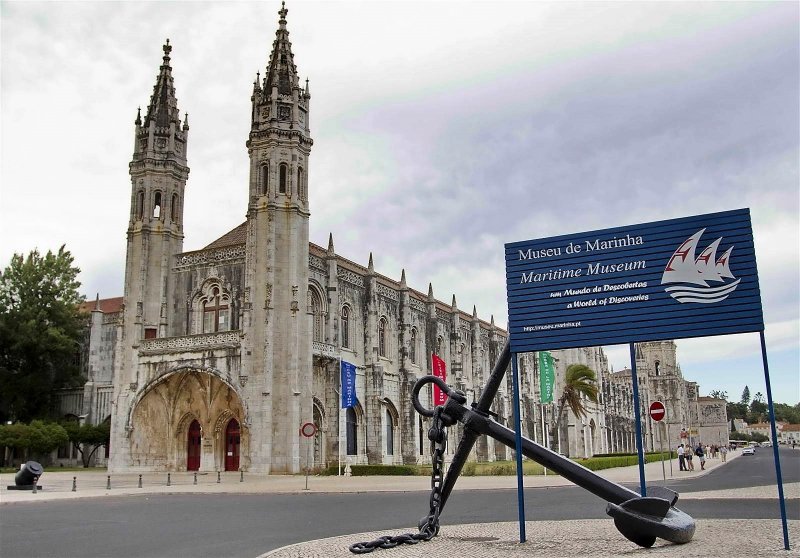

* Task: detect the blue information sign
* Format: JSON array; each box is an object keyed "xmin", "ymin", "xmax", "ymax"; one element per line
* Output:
[{"xmin": 505, "ymin": 208, "xmax": 763, "ymax": 353}]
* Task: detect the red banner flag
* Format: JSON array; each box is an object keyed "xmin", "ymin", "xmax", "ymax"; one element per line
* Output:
[{"xmin": 431, "ymin": 354, "xmax": 447, "ymax": 406}]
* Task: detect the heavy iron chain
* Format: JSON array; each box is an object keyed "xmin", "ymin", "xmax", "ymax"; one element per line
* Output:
[{"xmin": 349, "ymin": 406, "xmax": 450, "ymax": 554}]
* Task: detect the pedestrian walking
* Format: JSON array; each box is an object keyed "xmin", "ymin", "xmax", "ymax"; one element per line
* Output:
[
  {"xmin": 695, "ymin": 443, "xmax": 706, "ymax": 470},
  {"xmin": 685, "ymin": 447, "xmax": 694, "ymax": 470},
  {"xmin": 677, "ymin": 444, "xmax": 686, "ymax": 471},
  {"xmin": 720, "ymin": 445, "xmax": 727, "ymax": 462}
]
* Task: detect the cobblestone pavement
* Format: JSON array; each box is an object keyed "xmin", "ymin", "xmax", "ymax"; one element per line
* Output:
[{"xmin": 259, "ymin": 519, "xmax": 800, "ymax": 557}]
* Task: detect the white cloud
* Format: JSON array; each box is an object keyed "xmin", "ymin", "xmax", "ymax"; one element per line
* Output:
[{"xmin": 1, "ymin": 1, "xmax": 797, "ymax": 402}]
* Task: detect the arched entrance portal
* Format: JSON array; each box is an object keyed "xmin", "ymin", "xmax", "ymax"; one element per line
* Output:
[
  {"xmin": 127, "ymin": 369, "xmax": 248, "ymax": 471},
  {"xmin": 187, "ymin": 420, "xmax": 201, "ymax": 471},
  {"xmin": 224, "ymin": 419, "xmax": 240, "ymax": 471}
]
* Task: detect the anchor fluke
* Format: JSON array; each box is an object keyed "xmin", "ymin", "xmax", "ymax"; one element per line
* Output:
[{"xmin": 607, "ymin": 496, "xmax": 696, "ymax": 547}]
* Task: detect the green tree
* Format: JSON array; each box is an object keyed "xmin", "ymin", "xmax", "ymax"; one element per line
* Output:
[
  {"xmin": 63, "ymin": 421, "xmax": 110, "ymax": 467},
  {"xmin": 740, "ymin": 385, "xmax": 751, "ymax": 406},
  {"xmin": 774, "ymin": 403, "xmax": 800, "ymax": 424},
  {"xmin": 0, "ymin": 421, "xmax": 68, "ymax": 465},
  {"xmin": 0, "ymin": 246, "xmax": 87, "ymax": 422},
  {"xmin": 709, "ymin": 390, "xmax": 728, "ymax": 401},
  {"xmin": 550, "ymin": 364, "xmax": 599, "ymax": 454}
]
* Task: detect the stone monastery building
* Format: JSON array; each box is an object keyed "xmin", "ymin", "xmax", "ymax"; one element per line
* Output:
[{"xmin": 62, "ymin": 5, "xmax": 726, "ymax": 473}]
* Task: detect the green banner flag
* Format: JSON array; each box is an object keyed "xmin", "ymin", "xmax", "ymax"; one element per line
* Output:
[{"xmin": 538, "ymin": 351, "xmax": 555, "ymax": 404}]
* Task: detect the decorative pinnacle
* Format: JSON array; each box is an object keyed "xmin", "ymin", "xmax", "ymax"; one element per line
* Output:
[
  {"xmin": 279, "ymin": 1, "xmax": 288, "ymax": 24},
  {"xmin": 135, "ymin": 107, "xmax": 142, "ymax": 126},
  {"xmin": 163, "ymin": 38, "xmax": 172, "ymax": 61}
]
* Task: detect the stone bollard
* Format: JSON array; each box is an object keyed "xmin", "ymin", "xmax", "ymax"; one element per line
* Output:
[
  {"xmin": 217, "ymin": 471, "xmax": 221, "ymax": 484},
  {"xmin": 167, "ymin": 472, "xmax": 171, "ymax": 486},
  {"xmin": 193, "ymin": 472, "xmax": 197, "ymax": 485},
  {"xmin": 32, "ymin": 475, "xmax": 38, "ymax": 494},
  {"xmin": 344, "ymin": 464, "xmax": 352, "ymax": 477},
  {"xmin": 138, "ymin": 474, "xmax": 142, "ymax": 488},
  {"xmin": 72, "ymin": 477, "xmax": 77, "ymax": 492},
  {"xmin": 107, "ymin": 475, "xmax": 111, "ymax": 490},
  {"xmin": 240, "ymin": 469, "xmax": 244, "ymax": 482}
]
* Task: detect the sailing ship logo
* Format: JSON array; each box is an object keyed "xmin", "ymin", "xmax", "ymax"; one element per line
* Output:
[{"xmin": 661, "ymin": 229, "xmax": 740, "ymax": 304}]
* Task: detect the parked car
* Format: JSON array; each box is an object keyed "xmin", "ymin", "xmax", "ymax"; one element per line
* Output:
[{"xmin": 742, "ymin": 446, "xmax": 755, "ymax": 456}]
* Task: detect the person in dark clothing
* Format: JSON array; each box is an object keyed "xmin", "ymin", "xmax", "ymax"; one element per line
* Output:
[{"xmin": 695, "ymin": 443, "xmax": 706, "ymax": 470}]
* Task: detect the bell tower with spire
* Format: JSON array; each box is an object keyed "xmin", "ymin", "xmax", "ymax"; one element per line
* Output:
[
  {"xmin": 242, "ymin": 2, "xmax": 314, "ymax": 473},
  {"xmin": 124, "ymin": 38, "xmax": 189, "ymax": 341},
  {"xmin": 110, "ymin": 41, "xmax": 189, "ymax": 470}
]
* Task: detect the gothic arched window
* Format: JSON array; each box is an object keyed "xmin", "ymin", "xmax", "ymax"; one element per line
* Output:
[
  {"xmin": 153, "ymin": 191, "xmax": 162, "ymax": 219},
  {"xmin": 310, "ymin": 289, "xmax": 323, "ymax": 342},
  {"xmin": 346, "ymin": 406, "xmax": 358, "ymax": 456},
  {"xmin": 378, "ymin": 318, "xmax": 387, "ymax": 357},
  {"xmin": 409, "ymin": 328, "xmax": 417, "ymax": 364},
  {"xmin": 203, "ymin": 287, "xmax": 229, "ymax": 333},
  {"xmin": 279, "ymin": 163, "xmax": 288, "ymax": 194},
  {"xmin": 341, "ymin": 306, "xmax": 350, "ymax": 348},
  {"xmin": 297, "ymin": 167, "xmax": 304, "ymax": 200},
  {"xmin": 136, "ymin": 191, "xmax": 144, "ymax": 220},
  {"xmin": 171, "ymin": 193, "xmax": 180, "ymax": 222},
  {"xmin": 259, "ymin": 162, "xmax": 269, "ymax": 196}
]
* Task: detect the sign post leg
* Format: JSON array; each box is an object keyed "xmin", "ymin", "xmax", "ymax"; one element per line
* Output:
[
  {"xmin": 629, "ymin": 343, "xmax": 647, "ymax": 497},
  {"xmin": 760, "ymin": 331, "xmax": 790, "ymax": 550},
  {"xmin": 510, "ymin": 353, "xmax": 526, "ymax": 543}
]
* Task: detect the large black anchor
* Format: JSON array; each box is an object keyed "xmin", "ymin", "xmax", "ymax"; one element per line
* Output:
[{"xmin": 411, "ymin": 343, "xmax": 696, "ymax": 548}]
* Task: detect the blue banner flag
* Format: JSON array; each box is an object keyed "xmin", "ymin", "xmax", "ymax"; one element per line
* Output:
[{"xmin": 341, "ymin": 360, "xmax": 357, "ymax": 409}]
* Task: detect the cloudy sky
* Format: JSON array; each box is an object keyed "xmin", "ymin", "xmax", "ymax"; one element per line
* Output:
[{"xmin": 1, "ymin": 1, "xmax": 798, "ymax": 405}]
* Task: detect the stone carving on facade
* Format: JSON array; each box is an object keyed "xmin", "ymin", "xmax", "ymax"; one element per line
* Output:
[
  {"xmin": 338, "ymin": 269, "xmax": 364, "ymax": 287},
  {"xmin": 309, "ymin": 254, "xmax": 325, "ymax": 272},
  {"xmin": 377, "ymin": 284, "xmax": 399, "ymax": 301},
  {"xmin": 173, "ymin": 245, "xmax": 246, "ymax": 269},
  {"xmin": 139, "ymin": 330, "xmax": 241, "ymax": 354}
]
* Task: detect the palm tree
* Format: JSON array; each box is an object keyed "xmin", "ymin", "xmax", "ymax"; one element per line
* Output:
[{"xmin": 550, "ymin": 364, "xmax": 599, "ymax": 454}]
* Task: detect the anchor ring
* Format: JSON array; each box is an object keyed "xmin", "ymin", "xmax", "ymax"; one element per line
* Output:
[{"xmin": 412, "ymin": 375, "xmax": 467, "ymax": 417}]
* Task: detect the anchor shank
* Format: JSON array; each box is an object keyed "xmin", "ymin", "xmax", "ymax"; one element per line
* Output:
[{"xmin": 444, "ymin": 398, "xmax": 641, "ymax": 505}]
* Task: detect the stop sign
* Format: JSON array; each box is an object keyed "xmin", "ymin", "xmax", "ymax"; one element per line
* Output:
[{"xmin": 649, "ymin": 401, "xmax": 666, "ymax": 422}]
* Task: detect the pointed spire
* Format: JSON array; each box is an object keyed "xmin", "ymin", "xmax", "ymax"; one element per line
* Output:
[
  {"xmin": 400, "ymin": 269, "xmax": 407, "ymax": 289},
  {"xmin": 451, "ymin": 295, "xmax": 457, "ymax": 310},
  {"xmin": 472, "ymin": 305, "xmax": 478, "ymax": 319},
  {"xmin": 368, "ymin": 253, "xmax": 374, "ymax": 274},
  {"xmin": 427, "ymin": 283, "xmax": 434, "ymax": 301},
  {"xmin": 144, "ymin": 39, "xmax": 181, "ymax": 129},
  {"xmin": 304, "ymin": 77, "xmax": 310, "ymax": 98},
  {"xmin": 327, "ymin": 233, "xmax": 335, "ymax": 255},
  {"xmin": 94, "ymin": 293, "xmax": 101, "ymax": 311},
  {"xmin": 182, "ymin": 112, "xmax": 189, "ymax": 131},
  {"xmin": 135, "ymin": 107, "xmax": 142, "ymax": 126},
  {"xmin": 490, "ymin": 315, "xmax": 495, "ymax": 327},
  {"xmin": 264, "ymin": 1, "xmax": 299, "ymax": 95}
]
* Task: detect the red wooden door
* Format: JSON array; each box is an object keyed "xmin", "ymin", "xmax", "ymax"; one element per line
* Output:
[
  {"xmin": 187, "ymin": 420, "xmax": 201, "ymax": 471},
  {"xmin": 224, "ymin": 419, "xmax": 240, "ymax": 471}
]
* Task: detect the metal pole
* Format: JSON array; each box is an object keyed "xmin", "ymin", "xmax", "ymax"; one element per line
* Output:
[
  {"xmin": 629, "ymin": 343, "xmax": 647, "ymax": 497},
  {"xmin": 760, "ymin": 331, "xmax": 790, "ymax": 550},
  {"xmin": 541, "ymin": 403, "xmax": 547, "ymax": 476},
  {"xmin": 659, "ymin": 422, "xmax": 666, "ymax": 483},
  {"xmin": 667, "ymin": 423, "xmax": 673, "ymax": 477},
  {"xmin": 305, "ymin": 438, "xmax": 311, "ymax": 491},
  {"xmin": 510, "ymin": 353, "xmax": 526, "ymax": 543}
]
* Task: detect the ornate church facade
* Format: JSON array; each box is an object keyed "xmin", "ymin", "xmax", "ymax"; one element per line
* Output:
[{"xmin": 60, "ymin": 5, "xmax": 726, "ymax": 473}]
